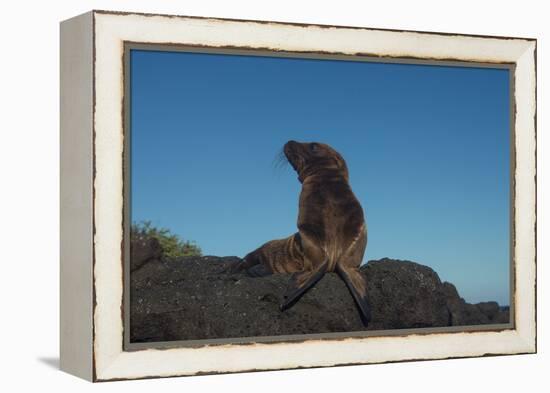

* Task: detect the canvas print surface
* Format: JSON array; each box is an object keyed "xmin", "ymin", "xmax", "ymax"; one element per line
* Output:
[{"xmin": 127, "ymin": 48, "xmax": 511, "ymax": 344}]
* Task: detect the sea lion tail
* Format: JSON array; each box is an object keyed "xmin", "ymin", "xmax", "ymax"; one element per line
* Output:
[
  {"xmin": 280, "ymin": 260, "xmax": 328, "ymax": 312},
  {"xmin": 336, "ymin": 264, "xmax": 371, "ymax": 327}
]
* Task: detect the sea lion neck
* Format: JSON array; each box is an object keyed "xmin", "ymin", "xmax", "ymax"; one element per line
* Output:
[{"xmin": 299, "ymin": 167, "xmax": 349, "ymax": 184}]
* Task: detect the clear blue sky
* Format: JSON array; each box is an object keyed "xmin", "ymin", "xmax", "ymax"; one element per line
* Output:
[{"xmin": 130, "ymin": 49, "xmax": 510, "ymax": 305}]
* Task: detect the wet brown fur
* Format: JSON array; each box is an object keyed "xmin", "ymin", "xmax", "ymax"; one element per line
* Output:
[{"xmin": 232, "ymin": 141, "xmax": 371, "ymax": 326}]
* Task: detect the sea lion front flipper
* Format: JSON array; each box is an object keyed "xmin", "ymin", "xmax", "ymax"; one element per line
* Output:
[
  {"xmin": 225, "ymin": 250, "xmax": 263, "ymax": 275},
  {"xmin": 247, "ymin": 263, "xmax": 272, "ymax": 277},
  {"xmin": 280, "ymin": 261, "xmax": 328, "ymax": 311},
  {"xmin": 336, "ymin": 265, "xmax": 371, "ymax": 327}
]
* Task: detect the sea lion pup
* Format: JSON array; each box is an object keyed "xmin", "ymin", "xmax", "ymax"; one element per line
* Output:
[{"xmin": 232, "ymin": 140, "xmax": 371, "ymax": 326}]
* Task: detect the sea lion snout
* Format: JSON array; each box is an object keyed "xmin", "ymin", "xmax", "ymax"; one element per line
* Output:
[
  {"xmin": 283, "ymin": 140, "xmax": 311, "ymax": 155},
  {"xmin": 284, "ymin": 140, "xmax": 349, "ymax": 182},
  {"xmin": 283, "ymin": 140, "xmax": 300, "ymax": 158},
  {"xmin": 285, "ymin": 140, "xmax": 299, "ymax": 148},
  {"xmin": 283, "ymin": 140, "xmax": 303, "ymax": 172},
  {"xmin": 283, "ymin": 140, "xmax": 320, "ymax": 169}
]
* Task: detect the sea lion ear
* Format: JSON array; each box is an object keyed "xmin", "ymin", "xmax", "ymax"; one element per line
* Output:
[
  {"xmin": 333, "ymin": 154, "xmax": 346, "ymax": 169},
  {"xmin": 334, "ymin": 154, "xmax": 350, "ymax": 179}
]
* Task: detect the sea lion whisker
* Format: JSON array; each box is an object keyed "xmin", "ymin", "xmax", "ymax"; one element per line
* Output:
[{"xmin": 272, "ymin": 149, "xmax": 289, "ymax": 171}]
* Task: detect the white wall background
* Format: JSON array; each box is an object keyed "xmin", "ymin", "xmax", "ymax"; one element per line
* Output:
[{"xmin": 0, "ymin": 0, "xmax": 546, "ymax": 391}]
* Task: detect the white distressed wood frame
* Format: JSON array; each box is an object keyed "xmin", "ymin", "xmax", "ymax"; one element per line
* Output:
[{"xmin": 60, "ymin": 10, "xmax": 536, "ymax": 382}]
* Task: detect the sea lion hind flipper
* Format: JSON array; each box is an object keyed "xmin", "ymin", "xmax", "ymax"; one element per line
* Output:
[
  {"xmin": 280, "ymin": 261, "xmax": 328, "ymax": 311},
  {"xmin": 336, "ymin": 265, "xmax": 371, "ymax": 327}
]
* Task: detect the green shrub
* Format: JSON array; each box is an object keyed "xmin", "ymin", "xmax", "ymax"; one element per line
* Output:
[{"xmin": 131, "ymin": 220, "xmax": 202, "ymax": 258}]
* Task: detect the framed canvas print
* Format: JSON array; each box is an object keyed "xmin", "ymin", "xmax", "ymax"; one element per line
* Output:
[{"xmin": 60, "ymin": 10, "xmax": 537, "ymax": 382}]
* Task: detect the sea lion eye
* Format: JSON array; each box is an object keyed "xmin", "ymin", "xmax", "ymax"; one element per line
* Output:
[{"xmin": 309, "ymin": 143, "xmax": 319, "ymax": 152}]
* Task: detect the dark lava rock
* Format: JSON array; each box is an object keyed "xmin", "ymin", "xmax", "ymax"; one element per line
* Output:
[
  {"xmin": 130, "ymin": 236, "xmax": 162, "ymax": 272},
  {"xmin": 130, "ymin": 255, "xmax": 510, "ymax": 343},
  {"xmin": 476, "ymin": 301, "xmax": 504, "ymax": 322},
  {"xmin": 442, "ymin": 282, "xmax": 509, "ymax": 326},
  {"xmin": 361, "ymin": 258, "xmax": 450, "ymax": 329}
]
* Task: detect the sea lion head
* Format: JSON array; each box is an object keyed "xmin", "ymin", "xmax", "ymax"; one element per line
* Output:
[{"xmin": 283, "ymin": 140, "xmax": 349, "ymax": 183}]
